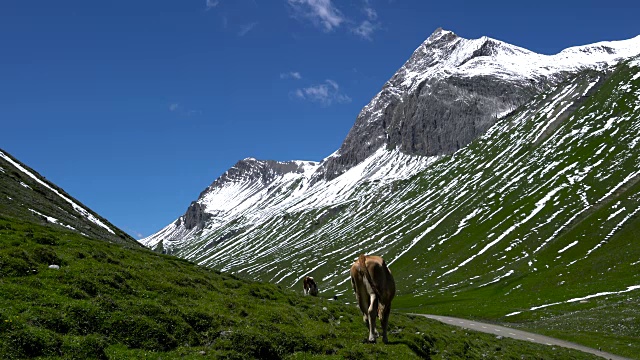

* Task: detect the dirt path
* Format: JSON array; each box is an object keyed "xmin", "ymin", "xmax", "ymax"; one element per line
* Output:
[{"xmin": 411, "ymin": 314, "xmax": 631, "ymax": 360}]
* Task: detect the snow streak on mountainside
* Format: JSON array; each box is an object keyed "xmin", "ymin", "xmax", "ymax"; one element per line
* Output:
[
  {"xmin": 144, "ymin": 58, "xmax": 640, "ymax": 313},
  {"xmin": 142, "ymin": 148, "xmax": 438, "ymax": 252},
  {"xmin": 0, "ymin": 149, "xmax": 137, "ymax": 245}
]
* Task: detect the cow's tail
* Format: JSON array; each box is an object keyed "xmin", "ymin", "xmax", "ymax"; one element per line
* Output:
[{"xmin": 358, "ymin": 254, "xmax": 380, "ymax": 298}]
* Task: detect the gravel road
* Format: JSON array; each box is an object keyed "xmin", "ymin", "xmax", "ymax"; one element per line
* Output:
[{"xmin": 411, "ymin": 314, "xmax": 632, "ymax": 360}]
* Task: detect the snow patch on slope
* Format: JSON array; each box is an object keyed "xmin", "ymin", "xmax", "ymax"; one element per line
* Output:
[
  {"xmin": 29, "ymin": 208, "xmax": 76, "ymax": 231},
  {"xmin": 507, "ymin": 284, "xmax": 640, "ymax": 316}
]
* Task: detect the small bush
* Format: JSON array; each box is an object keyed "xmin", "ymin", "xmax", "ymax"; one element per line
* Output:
[
  {"xmin": 227, "ymin": 329, "xmax": 279, "ymax": 359},
  {"xmin": 65, "ymin": 301, "xmax": 103, "ymax": 335},
  {"xmin": 224, "ymin": 279, "xmax": 243, "ymax": 289},
  {"xmin": 0, "ymin": 250, "xmax": 36, "ymax": 277},
  {"xmin": 94, "ymin": 294, "xmax": 120, "ymax": 312},
  {"xmin": 91, "ymin": 250, "xmax": 109, "ymax": 262},
  {"xmin": 62, "ymin": 285, "xmax": 90, "ymax": 300},
  {"xmin": 0, "ymin": 222, "xmax": 14, "ymax": 231},
  {"xmin": 33, "ymin": 246, "xmax": 61, "ymax": 265},
  {"xmin": 306, "ymin": 306, "xmax": 332, "ymax": 323},
  {"xmin": 183, "ymin": 309, "xmax": 219, "ymax": 333},
  {"xmin": 28, "ymin": 307, "xmax": 72, "ymax": 334},
  {"xmin": 342, "ymin": 347, "xmax": 367, "ymax": 360},
  {"xmin": 96, "ymin": 273, "xmax": 128, "ymax": 292},
  {"xmin": 9, "ymin": 326, "xmax": 62, "ymax": 358},
  {"xmin": 34, "ymin": 234, "xmax": 59, "ymax": 246},
  {"xmin": 61, "ymin": 334, "xmax": 108, "ymax": 360},
  {"xmin": 248, "ymin": 283, "xmax": 280, "ymax": 300},
  {"xmin": 104, "ymin": 313, "xmax": 178, "ymax": 351},
  {"xmin": 77, "ymin": 278, "xmax": 99, "ymax": 297}
]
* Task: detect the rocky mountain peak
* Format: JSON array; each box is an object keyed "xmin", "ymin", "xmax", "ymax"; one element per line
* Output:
[
  {"xmin": 205, "ymin": 158, "xmax": 317, "ymax": 192},
  {"xmin": 312, "ymin": 30, "xmax": 640, "ymax": 183},
  {"xmin": 313, "ymin": 29, "xmax": 536, "ymax": 182},
  {"xmin": 424, "ymin": 27, "xmax": 458, "ymax": 45}
]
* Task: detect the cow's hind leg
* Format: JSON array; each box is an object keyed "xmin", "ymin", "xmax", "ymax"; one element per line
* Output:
[
  {"xmin": 380, "ymin": 304, "xmax": 391, "ymax": 344},
  {"xmin": 355, "ymin": 282, "xmax": 373, "ymax": 338},
  {"xmin": 367, "ymin": 294, "xmax": 379, "ymax": 343}
]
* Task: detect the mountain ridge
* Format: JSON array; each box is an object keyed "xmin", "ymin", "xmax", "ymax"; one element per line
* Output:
[{"xmin": 0, "ymin": 148, "xmax": 138, "ymax": 246}]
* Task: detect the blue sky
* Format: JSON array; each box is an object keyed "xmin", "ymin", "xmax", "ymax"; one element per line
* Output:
[{"xmin": 1, "ymin": 0, "xmax": 638, "ymax": 239}]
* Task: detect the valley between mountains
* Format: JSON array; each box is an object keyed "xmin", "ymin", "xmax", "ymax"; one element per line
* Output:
[{"xmin": 1, "ymin": 28, "xmax": 639, "ymax": 359}]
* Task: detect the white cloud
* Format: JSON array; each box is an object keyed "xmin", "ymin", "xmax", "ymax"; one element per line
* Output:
[
  {"xmin": 124, "ymin": 226, "xmax": 145, "ymax": 239},
  {"xmin": 353, "ymin": 1, "xmax": 380, "ymax": 40},
  {"xmin": 287, "ymin": 0, "xmax": 344, "ymax": 32},
  {"xmin": 238, "ymin": 22, "xmax": 258, "ymax": 36},
  {"xmin": 364, "ymin": 7, "xmax": 377, "ymax": 20},
  {"xmin": 206, "ymin": 0, "xmax": 220, "ymax": 10},
  {"xmin": 325, "ymin": 79, "xmax": 339, "ymax": 89},
  {"xmin": 281, "ymin": 71, "xmax": 302, "ymax": 80},
  {"xmin": 352, "ymin": 20, "xmax": 377, "ymax": 40},
  {"xmin": 169, "ymin": 103, "xmax": 201, "ymax": 117},
  {"xmin": 295, "ymin": 79, "xmax": 351, "ymax": 106},
  {"xmin": 286, "ymin": 0, "xmax": 381, "ymax": 40}
]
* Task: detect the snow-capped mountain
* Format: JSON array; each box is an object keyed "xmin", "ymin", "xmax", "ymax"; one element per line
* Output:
[
  {"xmin": 142, "ymin": 29, "xmax": 640, "ymax": 257},
  {"xmin": 317, "ymin": 28, "xmax": 640, "ymax": 181}
]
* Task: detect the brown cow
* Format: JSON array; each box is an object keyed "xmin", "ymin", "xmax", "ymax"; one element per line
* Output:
[
  {"xmin": 303, "ymin": 276, "xmax": 318, "ymax": 296},
  {"xmin": 350, "ymin": 254, "xmax": 396, "ymax": 343}
]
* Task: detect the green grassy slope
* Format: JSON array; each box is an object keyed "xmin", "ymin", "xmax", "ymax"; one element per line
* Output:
[
  {"xmin": 0, "ymin": 148, "xmax": 136, "ymax": 246},
  {"xmin": 0, "ymin": 217, "xmax": 604, "ymax": 359}
]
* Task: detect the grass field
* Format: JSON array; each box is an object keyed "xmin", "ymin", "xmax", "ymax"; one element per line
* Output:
[{"xmin": 0, "ymin": 216, "xmax": 605, "ymax": 359}]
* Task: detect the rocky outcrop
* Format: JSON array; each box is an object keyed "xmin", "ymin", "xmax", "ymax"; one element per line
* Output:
[
  {"xmin": 316, "ymin": 30, "xmax": 536, "ymax": 182},
  {"xmin": 202, "ymin": 158, "xmax": 315, "ymax": 196},
  {"xmin": 178, "ymin": 202, "xmax": 213, "ymax": 231}
]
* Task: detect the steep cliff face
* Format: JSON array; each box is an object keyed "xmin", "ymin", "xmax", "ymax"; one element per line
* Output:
[
  {"xmin": 177, "ymin": 202, "xmax": 212, "ymax": 231},
  {"xmin": 386, "ymin": 75, "xmax": 536, "ymax": 155}
]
